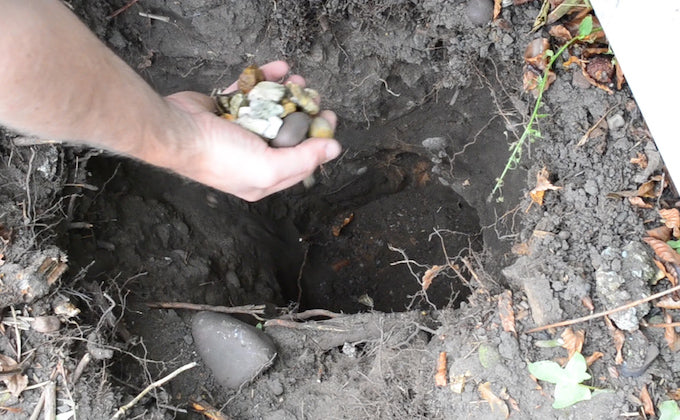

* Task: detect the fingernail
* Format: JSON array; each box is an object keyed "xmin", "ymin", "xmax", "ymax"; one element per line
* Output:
[{"xmin": 325, "ymin": 141, "xmax": 342, "ymax": 161}]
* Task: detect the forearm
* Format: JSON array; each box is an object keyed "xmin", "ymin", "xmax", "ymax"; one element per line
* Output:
[{"xmin": 0, "ymin": 0, "xmax": 193, "ymax": 167}]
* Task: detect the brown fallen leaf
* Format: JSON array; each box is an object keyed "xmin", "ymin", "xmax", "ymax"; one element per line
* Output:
[
  {"xmin": 0, "ymin": 354, "xmax": 28, "ymax": 397},
  {"xmin": 660, "ymin": 208, "xmax": 680, "ymax": 238},
  {"xmin": 498, "ymin": 290, "xmax": 516, "ymax": 335},
  {"xmin": 332, "ymin": 212, "xmax": 354, "ymax": 237},
  {"xmin": 422, "ymin": 265, "xmax": 445, "ymax": 292},
  {"xmin": 190, "ymin": 398, "xmax": 230, "ymax": 420},
  {"xmin": 604, "ymin": 316, "xmax": 625, "ymax": 364},
  {"xmin": 608, "ymin": 179, "xmax": 662, "ymax": 200},
  {"xmin": 585, "ymin": 351, "xmax": 604, "ymax": 367},
  {"xmin": 643, "ymin": 237, "xmax": 680, "ymax": 265},
  {"xmin": 478, "ymin": 382, "xmax": 509, "ymax": 419},
  {"xmin": 655, "ymin": 260, "xmax": 678, "ymax": 287},
  {"xmin": 561, "ymin": 327, "xmax": 584, "ymax": 359},
  {"xmin": 493, "ymin": 0, "xmax": 502, "ymax": 20},
  {"xmin": 435, "ymin": 352, "xmax": 447, "ymax": 387},
  {"xmin": 664, "ymin": 312, "xmax": 680, "ymax": 352},
  {"xmin": 529, "ymin": 167, "xmax": 562, "ymax": 206},
  {"xmin": 630, "ymin": 152, "xmax": 648, "ymax": 169},
  {"xmin": 628, "ymin": 196, "xmax": 653, "ymax": 209},
  {"xmin": 511, "ymin": 242, "xmax": 530, "ymax": 256},
  {"xmin": 581, "ymin": 296, "xmax": 595, "ymax": 312},
  {"xmin": 647, "ymin": 226, "xmax": 673, "ymax": 242},
  {"xmin": 656, "ymin": 296, "xmax": 680, "ymax": 310},
  {"xmin": 549, "ymin": 24, "xmax": 572, "ymax": 41},
  {"xmin": 640, "ymin": 384, "xmax": 655, "ymax": 416}
]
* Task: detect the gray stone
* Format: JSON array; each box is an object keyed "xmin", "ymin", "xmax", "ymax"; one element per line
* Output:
[
  {"xmin": 192, "ymin": 312, "xmax": 277, "ymax": 389},
  {"xmin": 272, "ymin": 112, "xmax": 311, "ymax": 148},
  {"xmin": 466, "ymin": 0, "xmax": 493, "ymax": 26}
]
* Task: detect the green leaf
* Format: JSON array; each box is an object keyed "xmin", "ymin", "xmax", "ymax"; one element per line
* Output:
[
  {"xmin": 563, "ymin": 352, "xmax": 591, "ymax": 383},
  {"xmin": 668, "ymin": 239, "xmax": 680, "ymax": 250},
  {"xmin": 578, "ymin": 15, "xmax": 593, "ymax": 37},
  {"xmin": 659, "ymin": 400, "xmax": 680, "ymax": 420},
  {"xmin": 528, "ymin": 360, "xmax": 568, "ymax": 383},
  {"xmin": 553, "ymin": 383, "xmax": 591, "ymax": 409}
]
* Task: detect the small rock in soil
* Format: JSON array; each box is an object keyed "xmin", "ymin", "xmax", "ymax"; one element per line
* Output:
[
  {"xmin": 466, "ymin": 0, "xmax": 493, "ymax": 26},
  {"xmin": 595, "ymin": 242, "xmax": 654, "ymax": 331},
  {"xmin": 192, "ymin": 312, "xmax": 277, "ymax": 389}
]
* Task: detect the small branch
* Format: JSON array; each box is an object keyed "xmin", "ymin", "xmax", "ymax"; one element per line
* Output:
[
  {"xmin": 43, "ymin": 381, "xmax": 56, "ymax": 420},
  {"xmin": 111, "ymin": 362, "xmax": 198, "ymax": 420},
  {"xmin": 525, "ymin": 282, "xmax": 680, "ymax": 333},
  {"xmin": 146, "ymin": 302, "xmax": 266, "ymax": 319},
  {"xmin": 277, "ymin": 309, "xmax": 344, "ymax": 321},
  {"xmin": 138, "ymin": 12, "xmax": 170, "ymax": 22},
  {"xmin": 107, "ymin": 0, "xmax": 140, "ymax": 19}
]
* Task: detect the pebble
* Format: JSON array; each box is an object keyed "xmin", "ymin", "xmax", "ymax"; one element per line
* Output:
[
  {"xmin": 309, "ymin": 116, "xmax": 334, "ymax": 138},
  {"xmin": 236, "ymin": 115, "xmax": 283, "ymax": 139},
  {"xmin": 466, "ymin": 0, "xmax": 493, "ymax": 26},
  {"xmin": 271, "ymin": 112, "xmax": 311, "ymax": 148},
  {"xmin": 607, "ymin": 113, "xmax": 625, "ymax": 131},
  {"xmin": 192, "ymin": 312, "xmax": 277, "ymax": 389},
  {"xmin": 247, "ymin": 81, "xmax": 286, "ymax": 102}
]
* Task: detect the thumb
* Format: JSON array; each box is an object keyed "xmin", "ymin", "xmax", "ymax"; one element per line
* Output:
[{"xmin": 265, "ymin": 137, "xmax": 342, "ymax": 179}]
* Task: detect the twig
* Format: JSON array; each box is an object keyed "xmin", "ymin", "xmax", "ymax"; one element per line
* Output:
[
  {"xmin": 146, "ymin": 302, "xmax": 266, "ymax": 319},
  {"xmin": 525, "ymin": 282, "xmax": 680, "ymax": 333},
  {"xmin": 10, "ymin": 306, "xmax": 21, "ymax": 362},
  {"xmin": 71, "ymin": 353, "xmax": 92, "ymax": 385},
  {"xmin": 277, "ymin": 309, "xmax": 343, "ymax": 321},
  {"xmin": 111, "ymin": 361, "xmax": 198, "ymax": 420},
  {"xmin": 138, "ymin": 12, "xmax": 170, "ymax": 22},
  {"xmin": 107, "ymin": 0, "xmax": 140, "ymax": 19},
  {"xmin": 263, "ymin": 319, "xmax": 346, "ymax": 332},
  {"xmin": 43, "ymin": 381, "xmax": 56, "ymax": 420},
  {"xmin": 576, "ymin": 106, "xmax": 616, "ymax": 147}
]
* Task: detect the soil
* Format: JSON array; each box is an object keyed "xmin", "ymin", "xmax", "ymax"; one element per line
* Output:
[{"xmin": 1, "ymin": 1, "xmax": 678, "ymax": 419}]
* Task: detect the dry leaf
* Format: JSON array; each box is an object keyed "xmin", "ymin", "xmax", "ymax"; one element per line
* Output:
[
  {"xmin": 640, "ymin": 384, "xmax": 655, "ymax": 416},
  {"xmin": 660, "ymin": 208, "xmax": 680, "ymax": 238},
  {"xmin": 478, "ymin": 382, "xmax": 510, "ymax": 419},
  {"xmin": 664, "ymin": 312, "xmax": 680, "ymax": 352},
  {"xmin": 656, "ymin": 296, "xmax": 680, "ymax": 310},
  {"xmin": 628, "ymin": 196, "xmax": 653, "ymax": 209},
  {"xmin": 647, "ymin": 226, "xmax": 673, "ymax": 242},
  {"xmin": 643, "ymin": 237, "xmax": 680, "ymax": 265},
  {"xmin": 549, "ymin": 24, "xmax": 572, "ymax": 41},
  {"xmin": 332, "ymin": 212, "xmax": 354, "ymax": 237},
  {"xmin": 562, "ymin": 55, "xmax": 582, "ymax": 68},
  {"xmin": 605, "ymin": 316, "xmax": 625, "ymax": 364},
  {"xmin": 668, "ymin": 388, "xmax": 680, "ymax": 400},
  {"xmin": 0, "ymin": 354, "xmax": 28, "ymax": 397},
  {"xmin": 493, "ymin": 0, "xmax": 502, "ymax": 20},
  {"xmin": 560, "ymin": 327, "xmax": 585, "ymax": 359},
  {"xmin": 655, "ymin": 260, "xmax": 678, "ymax": 287},
  {"xmin": 581, "ymin": 296, "xmax": 594, "ymax": 312},
  {"xmin": 511, "ymin": 242, "xmax": 530, "ymax": 255},
  {"xmin": 529, "ymin": 167, "xmax": 562, "ymax": 206},
  {"xmin": 585, "ymin": 351, "xmax": 604, "ymax": 366},
  {"xmin": 630, "ymin": 152, "xmax": 648, "ymax": 169},
  {"xmin": 435, "ymin": 352, "xmax": 447, "ymax": 387},
  {"xmin": 422, "ymin": 265, "xmax": 444, "ymax": 292},
  {"xmin": 498, "ymin": 290, "xmax": 516, "ymax": 334}
]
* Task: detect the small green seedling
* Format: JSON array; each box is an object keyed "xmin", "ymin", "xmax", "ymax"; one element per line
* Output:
[
  {"xmin": 528, "ymin": 352, "xmax": 592, "ymax": 409},
  {"xmin": 488, "ymin": 15, "xmax": 595, "ymax": 202},
  {"xmin": 659, "ymin": 400, "xmax": 680, "ymax": 420},
  {"xmin": 668, "ymin": 239, "xmax": 680, "ymax": 251}
]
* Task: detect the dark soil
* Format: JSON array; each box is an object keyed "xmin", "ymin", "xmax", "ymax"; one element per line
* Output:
[{"xmin": 1, "ymin": 1, "xmax": 678, "ymax": 419}]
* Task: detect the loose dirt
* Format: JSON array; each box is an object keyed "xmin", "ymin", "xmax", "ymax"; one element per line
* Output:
[{"xmin": 1, "ymin": 1, "xmax": 677, "ymax": 419}]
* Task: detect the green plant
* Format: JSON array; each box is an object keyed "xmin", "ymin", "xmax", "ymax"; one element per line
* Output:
[
  {"xmin": 668, "ymin": 239, "xmax": 680, "ymax": 251},
  {"xmin": 659, "ymin": 400, "xmax": 680, "ymax": 420},
  {"xmin": 488, "ymin": 15, "xmax": 595, "ymax": 202},
  {"xmin": 528, "ymin": 352, "xmax": 594, "ymax": 409}
]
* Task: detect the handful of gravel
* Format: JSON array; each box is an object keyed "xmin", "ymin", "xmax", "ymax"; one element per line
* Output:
[{"xmin": 213, "ymin": 65, "xmax": 334, "ymax": 147}]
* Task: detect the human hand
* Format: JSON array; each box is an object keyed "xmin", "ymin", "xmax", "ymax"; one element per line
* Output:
[{"xmin": 163, "ymin": 61, "xmax": 341, "ymax": 201}]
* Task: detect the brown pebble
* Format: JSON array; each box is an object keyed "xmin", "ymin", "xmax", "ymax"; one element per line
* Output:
[
  {"xmin": 271, "ymin": 112, "xmax": 311, "ymax": 148},
  {"xmin": 309, "ymin": 117, "xmax": 334, "ymax": 139}
]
